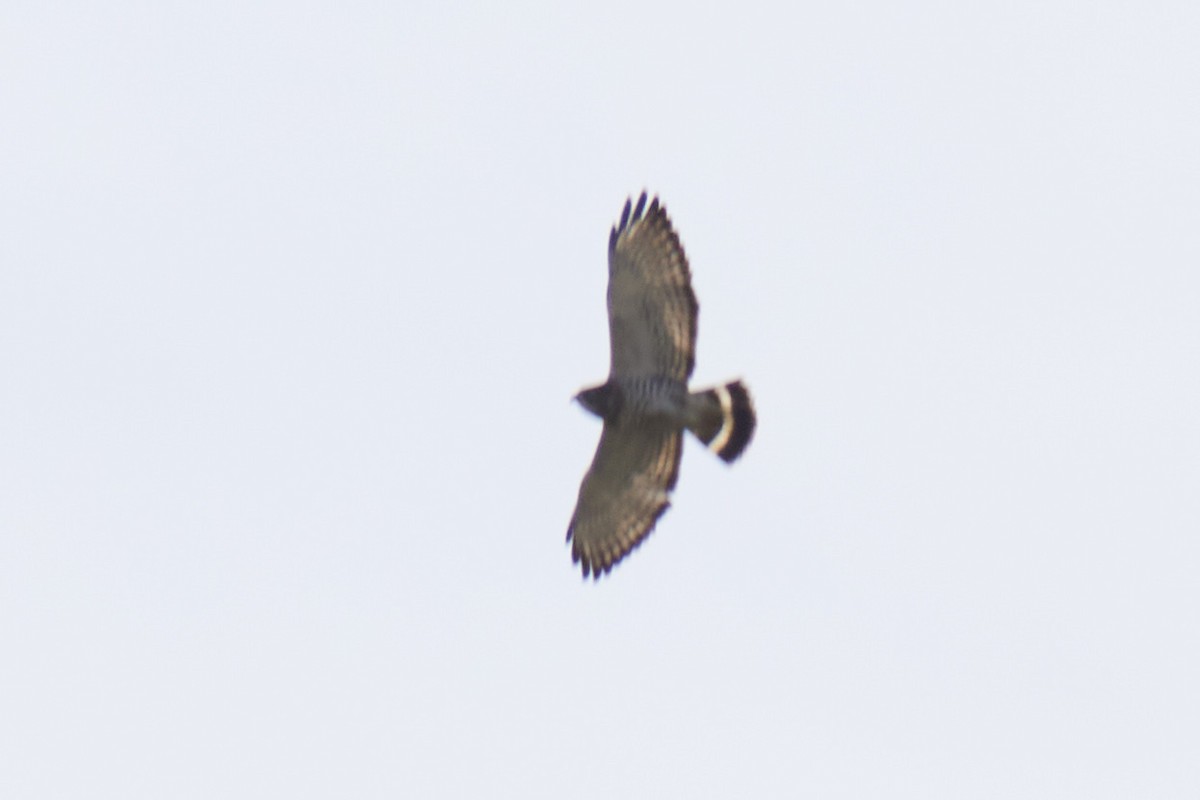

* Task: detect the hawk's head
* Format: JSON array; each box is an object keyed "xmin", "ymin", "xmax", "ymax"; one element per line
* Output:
[{"xmin": 574, "ymin": 382, "xmax": 621, "ymax": 422}]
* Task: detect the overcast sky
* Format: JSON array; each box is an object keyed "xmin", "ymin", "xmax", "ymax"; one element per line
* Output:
[{"xmin": 3, "ymin": 2, "xmax": 1199, "ymax": 797}]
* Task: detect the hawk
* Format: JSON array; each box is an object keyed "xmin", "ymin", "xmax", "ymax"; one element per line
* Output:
[{"xmin": 567, "ymin": 193, "xmax": 756, "ymax": 579}]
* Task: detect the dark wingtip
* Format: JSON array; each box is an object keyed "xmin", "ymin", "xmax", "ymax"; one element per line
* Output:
[
  {"xmin": 717, "ymin": 380, "xmax": 756, "ymax": 463},
  {"xmin": 612, "ymin": 195, "xmax": 643, "ymax": 252},
  {"xmin": 577, "ymin": 554, "xmax": 608, "ymax": 581},
  {"xmin": 633, "ymin": 191, "xmax": 648, "ymax": 221},
  {"xmin": 570, "ymin": 495, "xmax": 674, "ymax": 582}
]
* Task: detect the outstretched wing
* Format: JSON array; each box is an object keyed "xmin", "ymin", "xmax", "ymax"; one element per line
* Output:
[
  {"xmin": 567, "ymin": 419, "xmax": 683, "ymax": 579},
  {"xmin": 607, "ymin": 193, "xmax": 698, "ymax": 381}
]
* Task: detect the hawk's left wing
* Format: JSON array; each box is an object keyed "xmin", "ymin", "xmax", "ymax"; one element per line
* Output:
[
  {"xmin": 606, "ymin": 194, "xmax": 698, "ymax": 382},
  {"xmin": 567, "ymin": 419, "xmax": 683, "ymax": 579}
]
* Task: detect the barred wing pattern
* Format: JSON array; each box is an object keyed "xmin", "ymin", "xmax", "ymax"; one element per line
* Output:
[
  {"xmin": 568, "ymin": 419, "xmax": 683, "ymax": 579},
  {"xmin": 606, "ymin": 194, "xmax": 698, "ymax": 382},
  {"xmin": 567, "ymin": 192, "xmax": 751, "ymax": 580}
]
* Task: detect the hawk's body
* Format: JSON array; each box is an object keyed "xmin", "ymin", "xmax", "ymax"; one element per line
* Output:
[{"xmin": 568, "ymin": 193, "xmax": 756, "ymax": 579}]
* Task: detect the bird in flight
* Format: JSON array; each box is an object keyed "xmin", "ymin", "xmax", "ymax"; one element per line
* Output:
[{"xmin": 567, "ymin": 192, "xmax": 756, "ymax": 579}]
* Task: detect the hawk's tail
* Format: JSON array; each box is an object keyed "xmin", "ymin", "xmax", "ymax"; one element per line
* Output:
[{"xmin": 687, "ymin": 380, "xmax": 756, "ymax": 463}]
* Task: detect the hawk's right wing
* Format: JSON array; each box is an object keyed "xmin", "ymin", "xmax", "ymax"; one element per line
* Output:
[
  {"xmin": 606, "ymin": 194, "xmax": 698, "ymax": 382},
  {"xmin": 567, "ymin": 419, "xmax": 683, "ymax": 579}
]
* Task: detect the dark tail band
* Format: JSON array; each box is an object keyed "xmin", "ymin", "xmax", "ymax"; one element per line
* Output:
[{"xmin": 693, "ymin": 380, "xmax": 756, "ymax": 463}]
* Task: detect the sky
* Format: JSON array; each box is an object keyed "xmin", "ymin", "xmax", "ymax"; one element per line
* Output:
[{"xmin": 3, "ymin": 1, "xmax": 1199, "ymax": 797}]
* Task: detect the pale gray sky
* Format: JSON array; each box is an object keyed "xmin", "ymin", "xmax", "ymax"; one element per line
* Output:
[{"xmin": 3, "ymin": 2, "xmax": 1199, "ymax": 797}]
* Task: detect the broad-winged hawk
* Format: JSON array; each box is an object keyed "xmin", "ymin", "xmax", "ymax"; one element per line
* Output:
[{"xmin": 567, "ymin": 193, "xmax": 756, "ymax": 579}]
